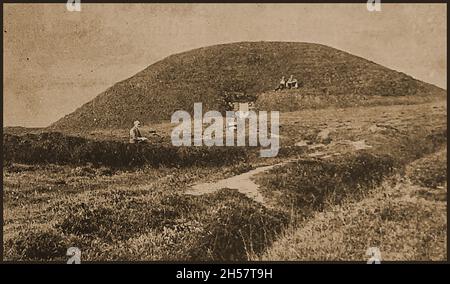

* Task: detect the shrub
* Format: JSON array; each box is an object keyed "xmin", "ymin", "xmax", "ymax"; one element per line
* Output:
[
  {"xmin": 3, "ymin": 132, "xmax": 249, "ymax": 168},
  {"xmin": 407, "ymin": 148, "xmax": 447, "ymax": 189},
  {"xmin": 188, "ymin": 189, "xmax": 289, "ymax": 261},
  {"xmin": 377, "ymin": 128, "xmax": 447, "ymax": 168},
  {"xmin": 54, "ymin": 189, "xmax": 289, "ymax": 261},
  {"xmin": 7, "ymin": 229, "xmax": 67, "ymax": 261},
  {"xmin": 55, "ymin": 193, "xmax": 198, "ymax": 241},
  {"xmin": 258, "ymin": 152, "xmax": 394, "ymax": 212}
]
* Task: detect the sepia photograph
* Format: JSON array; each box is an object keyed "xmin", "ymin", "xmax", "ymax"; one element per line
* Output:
[{"xmin": 2, "ymin": 1, "xmax": 447, "ymax": 266}]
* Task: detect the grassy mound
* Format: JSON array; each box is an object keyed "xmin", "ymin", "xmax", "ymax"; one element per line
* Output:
[{"xmin": 50, "ymin": 41, "xmax": 444, "ymax": 131}]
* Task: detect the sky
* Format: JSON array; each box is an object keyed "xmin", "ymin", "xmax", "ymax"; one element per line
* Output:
[{"xmin": 3, "ymin": 3, "xmax": 447, "ymax": 127}]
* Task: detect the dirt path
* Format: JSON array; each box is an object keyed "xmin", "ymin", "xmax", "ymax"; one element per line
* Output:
[
  {"xmin": 185, "ymin": 162, "xmax": 287, "ymax": 205},
  {"xmin": 184, "ymin": 137, "xmax": 374, "ymax": 204},
  {"xmin": 184, "ymin": 100, "xmax": 446, "ymax": 205}
]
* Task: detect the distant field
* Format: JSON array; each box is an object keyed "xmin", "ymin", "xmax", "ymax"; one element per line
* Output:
[{"xmin": 3, "ymin": 98, "xmax": 447, "ymax": 261}]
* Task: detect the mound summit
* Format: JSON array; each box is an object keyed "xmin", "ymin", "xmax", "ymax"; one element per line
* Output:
[{"xmin": 50, "ymin": 41, "xmax": 444, "ymax": 130}]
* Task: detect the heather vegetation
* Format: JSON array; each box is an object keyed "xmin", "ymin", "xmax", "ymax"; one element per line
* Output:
[
  {"xmin": 5, "ymin": 100, "xmax": 446, "ymax": 261},
  {"xmin": 3, "ymin": 42, "xmax": 446, "ymax": 261}
]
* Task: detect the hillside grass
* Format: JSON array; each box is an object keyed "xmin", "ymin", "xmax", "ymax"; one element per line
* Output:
[
  {"xmin": 50, "ymin": 41, "xmax": 445, "ymax": 130},
  {"xmin": 259, "ymin": 157, "xmax": 447, "ymax": 261}
]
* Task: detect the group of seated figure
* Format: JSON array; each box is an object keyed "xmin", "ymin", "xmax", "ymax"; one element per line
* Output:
[
  {"xmin": 128, "ymin": 76, "xmax": 301, "ymax": 143},
  {"xmin": 275, "ymin": 75, "xmax": 299, "ymax": 91}
]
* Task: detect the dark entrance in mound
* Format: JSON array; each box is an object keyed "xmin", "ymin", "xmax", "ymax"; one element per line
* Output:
[{"xmin": 219, "ymin": 91, "xmax": 258, "ymax": 113}]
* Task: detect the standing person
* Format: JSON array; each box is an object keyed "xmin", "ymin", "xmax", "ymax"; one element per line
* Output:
[
  {"xmin": 275, "ymin": 76, "xmax": 286, "ymax": 91},
  {"xmin": 129, "ymin": 120, "xmax": 148, "ymax": 143}
]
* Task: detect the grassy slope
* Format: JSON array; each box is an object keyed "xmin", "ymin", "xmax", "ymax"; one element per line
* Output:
[
  {"xmin": 49, "ymin": 41, "xmax": 445, "ymax": 131},
  {"xmin": 252, "ymin": 99, "xmax": 447, "ymax": 261},
  {"xmin": 259, "ymin": 148, "xmax": 447, "ymax": 261}
]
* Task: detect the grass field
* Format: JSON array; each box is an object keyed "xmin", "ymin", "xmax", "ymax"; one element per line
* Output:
[
  {"xmin": 259, "ymin": 148, "xmax": 447, "ymax": 261},
  {"xmin": 3, "ymin": 96, "xmax": 447, "ymax": 261}
]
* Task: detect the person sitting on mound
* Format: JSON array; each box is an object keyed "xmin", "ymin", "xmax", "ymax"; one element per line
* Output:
[
  {"xmin": 286, "ymin": 75, "xmax": 299, "ymax": 89},
  {"xmin": 275, "ymin": 76, "xmax": 286, "ymax": 91},
  {"xmin": 129, "ymin": 120, "xmax": 148, "ymax": 143}
]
